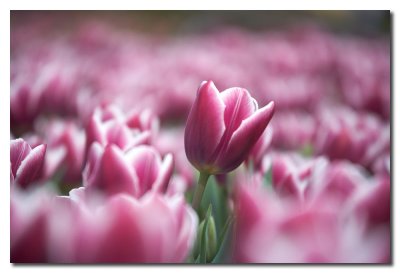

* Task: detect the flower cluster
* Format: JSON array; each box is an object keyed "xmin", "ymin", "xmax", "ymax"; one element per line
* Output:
[{"xmin": 10, "ymin": 19, "xmax": 390, "ymax": 264}]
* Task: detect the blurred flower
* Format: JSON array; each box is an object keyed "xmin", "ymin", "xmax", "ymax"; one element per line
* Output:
[
  {"xmin": 12, "ymin": 187, "xmax": 198, "ymax": 263},
  {"xmin": 154, "ymin": 127, "xmax": 195, "ymax": 188},
  {"xmin": 86, "ymin": 193, "xmax": 198, "ymax": 263},
  {"xmin": 314, "ymin": 106, "xmax": 389, "ymax": 170},
  {"xmin": 270, "ymin": 152, "xmax": 374, "ymax": 207},
  {"xmin": 10, "ymin": 138, "xmax": 46, "ymax": 189},
  {"xmin": 83, "ymin": 143, "xmax": 173, "ymax": 198},
  {"xmin": 11, "ymin": 187, "xmax": 52, "ymax": 262},
  {"xmin": 37, "ymin": 119, "xmax": 86, "ymax": 183},
  {"xmin": 85, "ymin": 105, "xmax": 156, "ymax": 153},
  {"xmin": 334, "ymin": 38, "xmax": 390, "ymax": 120},
  {"xmin": 233, "ymin": 182, "xmax": 390, "ymax": 263},
  {"xmin": 245, "ymin": 127, "xmax": 273, "ymax": 171},
  {"xmin": 270, "ymin": 111, "xmax": 316, "ymax": 151},
  {"xmin": 185, "ymin": 80, "xmax": 275, "ymax": 175}
]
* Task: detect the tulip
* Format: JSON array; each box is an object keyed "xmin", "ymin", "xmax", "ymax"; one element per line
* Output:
[
  {"xmin": 11, "ymin": 187, "xmax": 53, "ymax": 262},
  {"xmin": 245, "ymin": 126, "xmax": 273, "ymax": 172},
  {"xmin": 185, "ymin": 80, "xmax": 274, "ymax": 209},
  {"xmin": 83, "ymin": 143, "xmax": 173, "ymax": 198},
  {"xmin": 85, "ymin": 105, "xmax": 155, "ymax": 160},
  {"xmin": 233, "ymin": 183, "xmax": 390, "ymax": 263},
  {"xmin": 33, "ymin": 119, "xmax": 86, "ymax": 183},
  {"xmin": 91, "ymin": 193, "xmax": 198, "ymax": 263},
  {"xmin": 185, "ymin": 80, "xmax": 275, "ymax": 175},
  {"xmin": 49, "ymin": 190, "xmax": 198, "ymax": 263},
  {"xmin": 10, "ymin": 138, "xmax": 46, "ymax": 189}
]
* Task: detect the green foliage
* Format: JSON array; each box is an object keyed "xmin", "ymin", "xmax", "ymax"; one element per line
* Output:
[
  {"xmin": 190, "ymin": 175, "xmax": 234, "ymax": 263},
  {"xmin": 300, "ymin": 143, "xmax": 314, "ymax": 157},
  {"xmin": 263, "ymin": 167, "xmax": 273, "ymax": 189}
]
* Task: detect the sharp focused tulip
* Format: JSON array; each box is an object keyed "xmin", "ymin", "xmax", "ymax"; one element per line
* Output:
[
  {"xmin": 10, "ymin": 138, "xmax": 46, "ymax": 189},
  {"xmin": 184, "ymin": 80, "xmax": 275, "ymax": 175}
]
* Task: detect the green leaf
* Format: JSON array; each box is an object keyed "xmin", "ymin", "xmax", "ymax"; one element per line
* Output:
[
  {"xmin": 212, "ymin": 216, "xmax": 234, "ymax": 263},
  {"xmin": 300, "ymin": 143, "xmax": 314, "ymax": 157},
  {"xmin": 199, "ymin": 205, "xmax": 212, "ymax": 263},
  {"xmin": 200, "ymin": 176, "xmax": 229, "ymax": 236},
  {"xmin": 263, "ymin": 167, "xmax": 273, "ymax": 189}
]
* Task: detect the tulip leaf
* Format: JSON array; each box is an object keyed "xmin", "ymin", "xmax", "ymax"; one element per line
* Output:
[
  {"xmin": 212, "ymin": 216, "xmax": 234, "ymax": 263},
  {"xmin": 199, "ymin": 205, "xmax": 212, "ymax": 263},
  {"xmin": 263, "ymin": 167, "xmax": 273, "ymax": 189},
  {"xmin": 300, "ymin": 143, "xmax": 314, "ymax": 157},
  {"xmin": 200, "ymin": 176, "xmax": 229, "ymax": 236}
]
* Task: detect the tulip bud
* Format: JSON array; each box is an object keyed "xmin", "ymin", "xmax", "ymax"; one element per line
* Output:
[
  {"xmin": 185, "ymin": 81, "xmax": 274, "ymax": 175},
  {"xmin": 193, "ymin": 207, "xmax": 218, "ymax": 262}
]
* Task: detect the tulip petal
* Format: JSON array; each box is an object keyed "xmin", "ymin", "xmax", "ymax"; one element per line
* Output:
[
  {"xmin": 104, "ymin": 122, "xmax": 132, "ymax": 149},
  {"xmin": 153, "ymin": 153, "xmax": 174, "ymax": 193},
  {"xmin": 98, "ymin": 145, "xmax": 138, "ymax": 196},
  {"xmin": 125, "ymin": 146, "xmax": 162, "ymax": 197},
  {"xmin": 216, "ymin": 101, "xmax": 275, "ymax": 173},
  {"xmin": 85, "ymin": 116, "xmax": 104, "ymax": 152},
  {"xmin": 10, "ymin": 139, "xmax": 32, "ymax": 178},
  {"xmin": 220, "ymin": 87, "xmax": 257, "ymax": 136},
  {"xmin": 83, "ymin": 142, "xmax": 104, "ymax": 187},
  {"xmin": 15, "ymin": 144, "xmax": 46, "ymax": 188},
  {"xmin": 96, "ymin": 195, "xmax": 145, "ymax": 262},
  {"xmin": 184, "ymin": 81, "xmax": 226, "ymax": 168}
]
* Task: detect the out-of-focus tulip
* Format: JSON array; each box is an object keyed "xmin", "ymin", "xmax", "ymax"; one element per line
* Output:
[
  {"xmin": 12, "ymin": 187, "xmax": 198, "ymax": 263},
  {"xmin": 314, "ymin": 106, "xmax": 389, "ymax": 170},
  {"xmin": 83, "ymin": 143, "xmax": 173, "ymax": 198},
  {"xmin": 233, "ymin": 183, "xmax": 390, "ymax": 263},
  {"xmin": 10, "ymin": 138, "xmax": 46, "ymax": 189},
  {"xmin": 245, "ymin": 127, "xmax": 273, "ymax": 172},
  {"xmin": 85, "ymin": 105, "xmax": 155, "ymax": 153},
  {"xmin": 185, "ymin": 80, "xmax": 275, "ymax": 175},
  {"xmin": 91, "ymin": 193, "xmax": 198, "ymax": 263},
  {"xmin": 47, "ymin": 190, "xmax": 197, "ymax": 263},
  {"xmin": 34, "ymin": 119, "xmax": 86, "ymax": 183},
  {"xmin": 11, "ymin": 188, "xmax": 52, "ymax": 262},
  {"xmin": 352, "ymin": 175, "xmax": 391, "ymax": 227},
  {"xmin": 154, "ymin": 127, "xmax": 194, "ymax": 188},
  {"xmin": 270, "ymin": 153, "xmax": 372, "ymax": 206},
  {"xmin": 270, "ymin": 111, "xmax": 316, "ymax": 151}
]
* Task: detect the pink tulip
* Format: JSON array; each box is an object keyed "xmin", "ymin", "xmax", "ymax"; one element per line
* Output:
[
  {"xmin": 233, "ymin": 183, "xmax": 390, "ymax": 263},
  {"xmin": 10, "ymin": 138, "xmax": 46, "ymax": 189},
  {"xmin": 11, "ymin": 188, "xmax": 52, "ymax": 262},
  {"xmin": 270, "ymin": 153, "xmax": 372, "ymax": 206},
  {"xmin": 90, "ymin": 193, "xmax": 198, "ymax": 263},
  {"xmin": 352, "ymin": 174, "xmax": 391, "ymax": 227},
  {"xmin": 154, "ymin": 127, "xmax": 195, "ymax": 188},
  {"xmin": 314, "ymin": 106, "xmax": 389, "ymax": 170},
  {"xmin": 35, "ymin": 119, "xmax": 86, "ymax": 183},
  {"xmin": 83, "ymin": 143, "xmax": 173, "ymax": 198},
  {"xmin": 185, "ymin": 80, "xmax": 275, "ymax": 175},
  {"xmin": 12, "ymin": 187, "xmax": 198, "ymax": 263},
  {"xmin": 85, "ymin": 105, "xmax": 154, "ymax": 153},
  {"xmin": 47, "ymin": 189, "xmax": 197, "ymax": 263},
  {"xmin": 245, "ymin": 126, "xmax": 273, "ymax": 171}
]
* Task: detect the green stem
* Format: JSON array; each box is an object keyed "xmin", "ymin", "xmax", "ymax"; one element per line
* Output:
[{"xmin": 191, "ymin": 172, "xmax": 210, "ymax": 211}]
